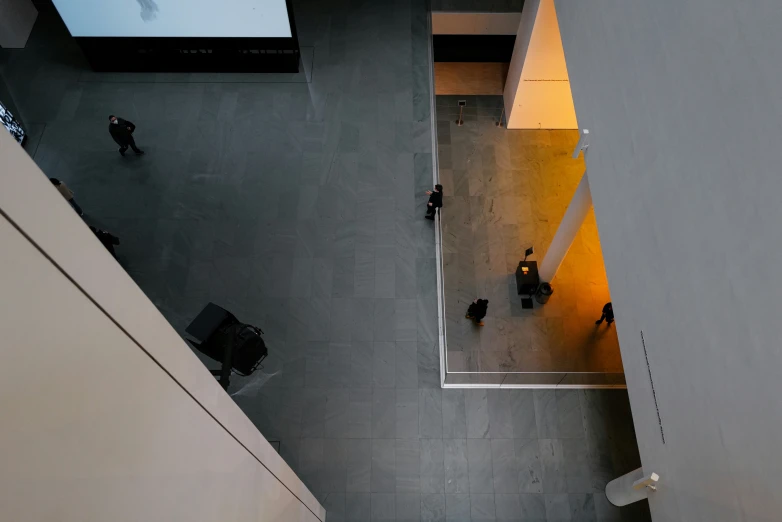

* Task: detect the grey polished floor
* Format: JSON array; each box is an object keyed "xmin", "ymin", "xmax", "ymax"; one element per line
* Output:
[
  {"xmin": 435, "ymin": 96, "xmax": 623, "ymax": 385},
  {"xmin": 1, "ymin": 1, "xmax": 646, "ymax": 520}
]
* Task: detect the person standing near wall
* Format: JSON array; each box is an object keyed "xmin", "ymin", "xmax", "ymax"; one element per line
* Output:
[
  {"xmin": 50, "ymin": 178, "xmax": 83, "ymax": 216},
  {"xmin": 425, "ymin": 184, "xmax": 443, "ymax": 220}
]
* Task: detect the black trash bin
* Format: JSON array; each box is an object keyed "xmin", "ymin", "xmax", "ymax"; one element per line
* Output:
[{"xmin": 535, "ymin": 283, "xmax": 553, "ymax": 304}]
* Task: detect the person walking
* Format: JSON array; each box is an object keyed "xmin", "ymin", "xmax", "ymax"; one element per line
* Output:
[
  {"xmin": 108, "ymin": 114, "xmax": 144, "ymax": 156},
  {"xmin": 50, "ymin": 178, "xmax": 84, "ymax": 216},
  {"xmin": 595, "ymin": 302, "xmax": 614, "ymax": 325},
  {"xmin": 465, "ymin": 298, "xmax": 489, "ymax": 326},
  {"xmin": 90, "ymin": 226, "xmax": 120, "ymax": 258},
  {"xmin": 425, "ymin": 184, "xmax": 443, "ymax": 220}
]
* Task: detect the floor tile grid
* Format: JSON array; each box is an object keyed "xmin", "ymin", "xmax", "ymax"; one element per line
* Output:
[
  {"xmin": 1, "ymin": 0, "xmax": 645, "ymax": 520},
  {"xmin": 435, "ymin": 98, "xmax": 623, "ymax": 380},
  {"xmin": 247, "ymin": 389, "xmax": 650, "ymax": 521}
]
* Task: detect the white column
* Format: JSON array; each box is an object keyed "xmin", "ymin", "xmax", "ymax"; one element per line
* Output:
[
  {"xmin": 539, "ymin": 170, "xmax": 592, "ymax": 282},
  {"xmin": 605, "ymin": 467, "xmax": 658, "ymax": 506},
  {"xmin": 0, "ymin": 0, "xmax": 38, "ymax": 48},
  {"xmin": 502, "ymin": 0, "xmax": 578, "ymax": 129}
]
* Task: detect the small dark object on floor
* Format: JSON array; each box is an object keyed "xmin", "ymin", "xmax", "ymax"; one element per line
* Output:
[
  {"xmin": 521, "ymin": 297, "xmax": 534, "ymax": 309},
  {"xmin": 515, "ymin": 260, "xmax": 539, "ymax": 295}
]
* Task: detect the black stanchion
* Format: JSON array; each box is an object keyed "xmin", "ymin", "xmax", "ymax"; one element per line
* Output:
[{"xmin": 455, "ymin": 100, "xmax": 466, "ymax": 126}]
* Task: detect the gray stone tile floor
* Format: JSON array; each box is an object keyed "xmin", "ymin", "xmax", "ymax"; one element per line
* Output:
[
  {"xmin": 1, "ymin": 1, "xmax": 647, "ymax": 520},
  {"xmin": 435, "ymin": 96, "xmax": 623, "ymax": 385}
]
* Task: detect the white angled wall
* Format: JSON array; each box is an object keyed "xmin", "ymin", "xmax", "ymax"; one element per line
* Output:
[
  {"xmin": 0, "ymin": 127, "xmax": 324, "ymax": 522},
  {"xmin": 555, "ymin": 0, "xmax": 782, "ymax": 520},
  {"xmin": 503, "ymin": 0, "xmax": 577, "ymax": 129}
]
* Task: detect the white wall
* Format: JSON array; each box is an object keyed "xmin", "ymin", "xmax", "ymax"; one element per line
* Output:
[
  {"xmin": 502, "ymin": 0, "xmax": 538, "ymax": 125},
  {"xmin": 0, "ymin": 128, "xmax": 324, "ymax": 522},
  {"xmin": 554, "ymin": 0, "xmax": 782, "ymax": 520},
  {"xmin": 503, "ymin": 0, "xmax": 577, "ymax": 129}
]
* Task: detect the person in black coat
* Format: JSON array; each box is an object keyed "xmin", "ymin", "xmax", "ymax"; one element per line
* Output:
[
  {"xmin": 425, "ymin": 184, "xmax": 443, "ymax": 220},
  {"xmin": 465, "ymin": 298, "xmax": 489, "ymax": 326},
  {"xmin": 108, "ymin": 115, "xmax": 144, "ymax": 156},
  {"xmin": 90, "ymin": 226, "xmax": 120, "ymax": 258},
  {"xmin": 595, "ymin": 302, "xmax": 614, "ymax": 325}
]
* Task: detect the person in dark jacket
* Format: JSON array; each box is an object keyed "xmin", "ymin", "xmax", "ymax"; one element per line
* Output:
[
  {"xmin": 90, "ymin": 226, "xmax": 120, "ymax": 258},
  {"xmin": 595, "ymin": 302, "xmax": 614, "ymax": 325},
  {"xmin": 425, "ymin": 184, "xmax": 443, "ymax": 220},
  {"xmin": 466, "ymin": 298, "xmax": 489, "ymax": 326},
  {"xmin": 108, "ymin": 115, "xmax": 144, "ymax": 156}
]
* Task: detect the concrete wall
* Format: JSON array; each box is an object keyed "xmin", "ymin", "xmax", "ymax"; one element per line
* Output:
[
  {"xmin": 504, "ymin": 0, "xmax": 577, "ymax": 129},
  {"xmin": 0, "ymin": 0, "xmax": 37, "ymax": 48},
  {"xmin": 0, "ymin": 127, "xmax": 324, "ymax": 522},
  {"xmin": 554, "ymin": 0, "xmax": 782, "ymax": 520}
]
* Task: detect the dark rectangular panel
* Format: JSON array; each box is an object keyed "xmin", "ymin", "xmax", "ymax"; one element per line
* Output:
[
  {"xmin": 433, "ymin": 35, "xmax": 516, "ymax": 63},
  {"xmin": 76, "ymin": 37, "xmax": 300, "ymax": 73}
]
